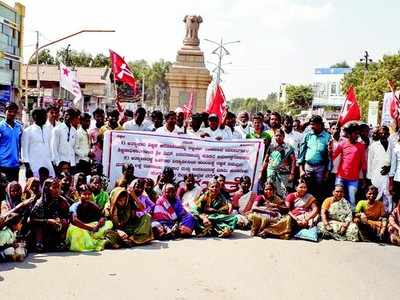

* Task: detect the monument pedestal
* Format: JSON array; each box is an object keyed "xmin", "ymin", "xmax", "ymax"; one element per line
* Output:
[{"xmin": 166, "ymin": 44, "xmax": 212, "ymax": 112}]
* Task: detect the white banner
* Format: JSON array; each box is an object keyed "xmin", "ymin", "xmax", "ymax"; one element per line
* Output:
[
  {"xmin": 368, "ymin": 101, "xmax": 379, "ymax": 127},
  {"xmin": 381, "ymin": 91, "xmax": 399, "ymax": 126},
  {"xmin": 103, "ymin": 131, "xmax": 265, "ymax": 191}
]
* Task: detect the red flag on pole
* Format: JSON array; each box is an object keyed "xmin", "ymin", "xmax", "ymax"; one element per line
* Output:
[
  {"xmin": 338, "ymin": 86, "xmax": 361, "ymax": 126},
  {"xmin": 183, "ymin": 90, "xmax": 194, "ymax": 120},
  {"xmin": 207, "ymin": 84, "xmax": 227, "ymax": 124},
  {"xmin": 109, "ymin": 49, "xmax": 136, "ymax": 89}
]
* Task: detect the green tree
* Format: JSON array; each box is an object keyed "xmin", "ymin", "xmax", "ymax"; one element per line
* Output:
[
  {"xmin": 29, "ymin": 49, "xmax": 55, "ymax": 64},
  {"xmin": 330, "ymin": 61, "xmax": 350, "ymax": 68},
  {"xmin": 342, "ymin": 53, "xmax": 400, "ymax": 119},
  {"xmin": 91, "ymin": 53, "xmax": 110, "ymax": 67},
  {"xmin": 285, "ymin": 84, "xmax": 313, "ymax": 114}
]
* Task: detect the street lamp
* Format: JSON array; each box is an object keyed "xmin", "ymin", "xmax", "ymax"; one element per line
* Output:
[{"xmin": 24, "ymin": 29, "xmax": 115, "ymax": 110}]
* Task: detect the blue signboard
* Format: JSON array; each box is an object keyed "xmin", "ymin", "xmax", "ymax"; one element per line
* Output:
[
  {"xmin": 0, "ymin": 85, "xmax": 11, "ymax": 103},
  {"xmin": 314, "ymin": 68, "xmax": 352, "ymax": 75}
]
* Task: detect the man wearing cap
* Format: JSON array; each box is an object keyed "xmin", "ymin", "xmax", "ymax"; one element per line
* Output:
[
  {"xmin": 175, "ymin": 107, "xmax": 186, "ymax": 134},
  {"xmin": 201, "ymin": 114, "xmax": 229, "ymax": 140}
]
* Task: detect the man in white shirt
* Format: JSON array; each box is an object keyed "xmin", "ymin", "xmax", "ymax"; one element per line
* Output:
[
  {"xmin": 201, "ymin": 114, "xmax": 230, "ymax": 140},
  {"xmin": 283, "ymin": 115, "xmax": 303, "ymax": 157},
  {"xmin": 175, "ymin": 107, "xmax": 186, "ymax": 134},
  {"xmin": 235, "ymin": 111, "xmax": 252, "ymax": 139},
  {"xmin": 123, "ymin": 107, "xmax": 154, "ymax": 131},
  {"xmin": 21, "ymin": 108, "xmax": 55, "ymax": 178},
  {"xmin": 75, "ymin": 112, "xmax": 92, "ymax": 175},
  {"xmin": 223, "ymin": 111, "xmax": 242, "ymax": 140},
  {"xmin": 185, "ymin": 113, "xmax": 203, "ymax": 138},
  {"xmin": 368, "ymin": 126, "xmax": 393, "ymax": 213},
  {"xmin": 51, "ymin": 108, "xmax": 80, "ymax": 173},
  {"xmin": 155, "ymin": 111, "xmax": 180, "ymax": 135}
]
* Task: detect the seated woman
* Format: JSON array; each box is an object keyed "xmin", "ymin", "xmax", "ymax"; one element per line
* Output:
[
  {"xmin": 388, "ymin": 200, "xmax": 400, "ymax": 245},
  {"xmin": 192, "ymin": 179, "xmax": 238, "ymax": 238},
  {"xmin": 177, "ymin": 174, "xmax": 203, "ymax": 212},
  {"xmin": 22, "ymin": 177, "xmax": 41, "ymax": 201},
  {"xmin": 144, "ymin": 178, "xmax": 158, "ymax": 203},
  {"xmin": 154, "ymin": 167, "xmax": 176, "ymax": 197},
  {"xmin": 231, "ymin": 176, "xmax": 257, "ymax": 215},
  {"xmin": 1, "ymin": 181, "xmax": 23, "ymax": 215},
  {"xmin": 261, "ymin": 129, "xmax": 296, "ymax": 198},
  {"xmin": 114, "ymin": 163, "xmax": 136, "ymax": 188},
  {"xmin": 354, "ymin": 185, "xmax": 387, "ymax": 242},
  {"xmin": 90, "ymin": 175, "xmax": 109, "ymax": 212},
  {"xmin": 249, "ymin": 182, "xmax": 292, "ymax": 239},
  {"xmin": 152, "ymin": 184, "xmax": 197, "ymax": 239},
  {"xmin": 66, "ymin": 184, "xmax": 114, "ymax": 252},
  {"xmin": 0, "ymin": 213, "xmax": 27, "ymax": 262},
  {"xmin": 30, "ymin": 178, "xmax": 70, "ymax": 252},
  {"xmin": 72, "ymin": 173, "xmax": 87, "ymax": 201},
  {"xmin": 128, "ymin": 179, "xmax": 155, "ymax": 216},
  {"xmin": 285, "ymin": 181, "xmax": 319, "ymax": 229},
  {"xmin": 59, "ymin": 172, "xmax": 74, "ymax": 205},
  {"xmin": 106, "ymin": 187, "xmax": 153, "ymax": 247},
  {"xmin": 317, "ymin": 184, "xmax": 359, "ymax": 242}
]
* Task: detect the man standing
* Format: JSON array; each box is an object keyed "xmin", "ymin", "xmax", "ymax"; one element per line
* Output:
[
  {"xmin": 175, "ymin": 107, "xmax": 186, "ymax": 134},
  {"xmin": 21, "ymin": 108, "xmax": 55, "ymax": 178},
  {"xmin": 201, "ymin": 114, "xmax": 229, "ymax": 140},
  {"xmin": 185, "ymin": 113, "xmax": 203, "ymax": 138},
  {"xmin": 235, "ymin": 111, "xmax": 252, "ymax": 139},
  {"xmin": 298, "ymin": 115, "xmax": 331, "ymax": 201},
  {"xmin": 123, "ymin": 107, "xmax": 154, "ymax": 131},
  {"xmin": 155, "ymin": 111, "xmax": 180, "ymax": 135},
  {"xmin": 283, "ymin": 115, "xmax": 303, "ymax": 158},
  {"xmin": 45, "ymin": 105, "xmax": 59, "ymax": 129},
  {"xmin": 367, "ymin": 126, "xmax": 393, "ymax": 213},
  {"xmin": 331, "ymin": 122, "xmax": 367, "ymax": 209},
  {"xmin": 0, "ymin": 103, "xmax": 22, "ymax": 181},
  {"xmin": 51, "ymin": 108, "xmax": 80, "ymax": 173},
  {"xmin": 75, "ymin": 113, "xmax": 92, "ymax": 175},
  {"xmin": 267, "ymin": 112, "xmax": 282, "ymax": 139},
  {"xmin": 88, "ymin": 108, "xmax": 105, "ymax": 163},
  {"xmin": 99, "ymin": 110, "xmax": 123, "ymax": 138},
  {"xmin": 223, "ymin": 112, "xmax": 242, "ymax": 140}
]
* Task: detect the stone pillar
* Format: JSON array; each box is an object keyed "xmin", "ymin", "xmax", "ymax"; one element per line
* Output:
[{"xmin": 166, "ymin": 15, "xmax": 212, "ymax": 112}]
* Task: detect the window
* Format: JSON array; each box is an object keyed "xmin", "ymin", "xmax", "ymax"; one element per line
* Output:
[{"xmin": 330, "ymin": 82, "xmax": 337, "ymax": 96}]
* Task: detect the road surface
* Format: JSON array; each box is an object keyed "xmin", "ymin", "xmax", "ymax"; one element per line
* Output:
[{"xmin": 1, "ymin": 231, "xmax": 399, "ymax": 300}]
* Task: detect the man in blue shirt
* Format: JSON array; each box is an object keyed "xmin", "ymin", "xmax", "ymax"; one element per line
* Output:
[
  {"xmin": 0, "ymin": 103, "xmax": 23, "ymax": 181},
  {"xmin": 298, "ymin": 115, "xmax": 331, "ymax": 201}
]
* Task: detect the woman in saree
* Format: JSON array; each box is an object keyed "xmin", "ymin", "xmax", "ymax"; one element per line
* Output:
[
  {"xmin": 192, "ymin": 179, "xmax": 238, "ymax": 238},
  {"xmin": 249, "ymin": 182, "xmax": 292, "ymax": 239},
  {"xmin": 89, "ymin": 175, "xmax": 109, "ymax": 212},
  {"xmin": 22, "ymin": 177, "xmax": 41, "ymax": 202},
  {"xmin": 66, "ymin": 184, "xmax": 114, "ymax": 252},
  {"xmin": 144, "ymin": 178, "xmax": 158, "ymax": 203},
  {"xmin": 177, "ymin": 173, "xmax": 203, "ymax": 212},
  {"xmin": 1, "ymin": 181, "xmax": 23, "ymax": 215},
  {"xmin": 285, "ymin": 181, "xmax": 319, "ymax": 229},
  {"xmin": 354, "ymin": 185, "xmax": 387, "ymax": 242},
  {"xmin": 59, "ymin": 172, "xmax": 74, "ymax": 205},
  {"xmin": 231, "ymin": 176, "xmax": 257, "ymax": 215},
  {"xmin": 106, "ymin": 186, "xmax": 153, "ymax": 247},
  {"xmin": 30, "ymin": 178, "xmax": 70, "ymax": 252},
  {"xmin": 152, "ymin": 184, "xmax": 196, "ymax": 239},
  {"xmin": 261, "ymin": 129, "xmax": 296, "ymax": 198},
  {"xmin": 317, "ymin": 184, "xmax": 359, "ymax": 242},
  {"xmin": 128, "ymin": 179, "xmax": 155, "ymax": 216},
  {"xmin": 388, "ymin": 200, "xmax": 400, "ymax": 245}
]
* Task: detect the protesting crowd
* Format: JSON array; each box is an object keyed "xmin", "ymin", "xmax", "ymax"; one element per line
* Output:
[{"xmin": 1, "ymin": 99, "xmax": 400, "ymax": 263}]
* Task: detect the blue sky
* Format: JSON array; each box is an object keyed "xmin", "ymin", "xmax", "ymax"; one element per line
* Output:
[{"xmin": 17, "ymin": 0, "xmax": 400, "ymax": 99}]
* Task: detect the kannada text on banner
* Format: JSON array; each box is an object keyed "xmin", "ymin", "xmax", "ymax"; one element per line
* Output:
[{"xmin": 103, "ymin": 131, "xmax": 265, "ymax": 191}]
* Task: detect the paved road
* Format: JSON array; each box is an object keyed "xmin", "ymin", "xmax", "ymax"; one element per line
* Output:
[{"xmin": 1, "ymin": 231, "xmax": 399, "ymax": 300}]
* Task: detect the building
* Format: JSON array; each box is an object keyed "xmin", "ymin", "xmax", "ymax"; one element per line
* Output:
[
  {"xmin": 0, "ymin": 1, "xmax": 24, "ymax": 116},
  {"xmin": 21, "ymin": 64, "xmax": 113, "ymax": 113},
  {"xmin": 311, "ymin": 67, "xmax": 352, "ymax": 109}
]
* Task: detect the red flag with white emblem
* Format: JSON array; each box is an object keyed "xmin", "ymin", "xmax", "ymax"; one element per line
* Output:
[
  {"xmin": 207, "ymin": 84, "xmax": 227, "ymax": 124},
  {"xmin": 109, "ymin": 49, "xmax": 136, "ymax": 89},
  {"xmin": 183, "ymin": 90, "xmax": 194, "ymax": 120},
  {"xmin": 59, "ymin": 62, "xmax": 82, "ymax": 106},
  {"xmin": 338, "ymin": 86, "xmax": 361, "ymax": 126}
]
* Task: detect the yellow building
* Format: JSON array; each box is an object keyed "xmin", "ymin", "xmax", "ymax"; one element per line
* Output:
[{"xmin": 0, "ymin": 1, "xmax": 24, "ymax": 116}]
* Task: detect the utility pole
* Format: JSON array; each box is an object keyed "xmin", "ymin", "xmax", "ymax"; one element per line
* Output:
[
  {"xmin": 360, "ymin": 51, "xmax": 373, "ymax": 71},
  {"xmin": 204, "ymin": 38, "xmax": 240, "ymax": 86},
  {"xmin": 65, "ymin": 44, "xmax": 71, "ymax": 66},
  {"xmin": 35, "ymin": 31, "xmax": 40, "ymax": 107}
]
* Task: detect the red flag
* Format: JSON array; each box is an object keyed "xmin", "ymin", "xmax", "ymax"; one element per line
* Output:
[
  {"xmin": 183, "ymin": 90, "xmax": 194, "ymax": 120},
  {"xmin": 109, "ymin": 49, "xmax": 136, "ymax": 89},
  {"xmin": 390, "ymin": 92, "xmax": 400, "ymax": 120},
  {"xmin": 338, "ymin": 86, "xmax": 361, "ymax": 126},
  {"xmin": 207, "ymin": 84, "xmax": 227, "ymax": 124}
]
